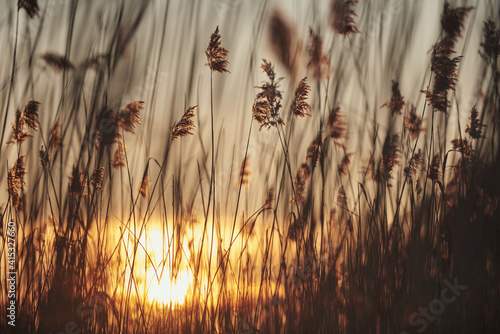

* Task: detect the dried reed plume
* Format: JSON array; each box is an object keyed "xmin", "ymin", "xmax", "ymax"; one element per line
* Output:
[
  {"xmin": 23, "ymin": 100, "xmax": 40, "ymax": 131},
  {"xmin": 327, "ymin": 106, "xmax": 347, "ymax": 144},
  {"xmin": 381, "ymin": 134, "xmax": 399, "ymax": 186},
  {"xmin": 423, "ymin": 37, "xmax": 462, "ymax": 113},
  {"xmin": 69, "ymin": 165, "xmax": 86, "ymax": 197},
  {"xmin": 95, "ymin": 109, "xmax": 121, "ymax": 147},
  {"xmin": 381, "ymin": 81, "xmax": 405, "ymax": 117},
  {"xmin": 119, "ymin": 101, "xmax": 143, "ymax": 133},
  {"xmin": 290, "ymin": 78, "xmax": 312, "ymax": 118},
  {"xmin": 238, "ymin": 157, "xmax": 251, "ymax": 186},
  {"xmin": 170, "ymin": 106, "xmax": 198, "ymax": 140},
  {"xmin": 466, "ymin": 105, "xmax": 486, "ymax": 139},
  {"xmin": 7, "ymin": 109, "xmax": 33, "ymax": 145},
  {"xmin": 441, "ymin": 1, "xmax": 473, "ymax": 42},
  {"xmin": 404, "ymin": 149, "xmax": 424, "ymax": 178},
  {"xmin": 90, "ymin": 167, "xmax": 105, "ymax": 191},
  {"xmin": 404, "ymin": 105, "xmax": 424, "ymax": 139},
  {"xmin": 451, "ymin": 138, "xmax": 474, "ymax": 161},
  {"xmin": 18, "ymin": 0, "xmax": 39, "ymax": 18},
  {"xmin": 330, "ymin": 0, "xmax": 359, "ymax": 36},
  {"xmin": 292, "ymin": 162, "xmax": 311, "ymax": 205},
  {"xmin": 264, "ymin": 188, "xmax": 274, "ymax": 209},
  {"xmin": 138, "ymin": 173, "xmax": 151, "ymax": 198},
  {"xmin": 338, "ymin": 153, "xmax": 353, "ymax": 177},
  {"xmin": 427, "ymin": 154, "xmax": 441, "ymax": 181},
  {"xmin": 269, "ymin": 10, "xmax": 301, "ymax": 75},
  {"xmin": 337, "ymin": 186, "xmax": 348, "ymax": 209},
  {"xmin": 39, "ymin": 146, "xmax": 49, "ymax": 170},
  {"xmin": 306, "ymin": 134, "xmax": 322, "ymax": 168},
  {"xmin": 111, "ymin": 142, "xmax": 126, "ymax": 168},
  {"xmin": 41, "ymin": 52, "xmax": 75, "ymax": 71},
  {"xmin": 49, "ymin": 119, "xmax": 62, "ymax": 150},
  {"xmin": 480, "ymin": 20, "xmax": 500, "ymax": 63},
  {"xmin": 205, "ymin": 26, "xmax": 229, "ymax": 73},
  {"xmin": 7, "ymin": 156, "xmax": 26, "ymax": 209},
  {"xmin": 307, "ymin": 28, "xmax": 330, "ymax": 80},
  {"xmin": 252, "ymin": 60, "xmax": 285, "ymax": 129}
]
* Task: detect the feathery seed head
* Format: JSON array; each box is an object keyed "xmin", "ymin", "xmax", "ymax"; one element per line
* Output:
[
  {"xmin": 381, "ymin": 81, "xmax": 405, "ymax": 117},
  {"xmin": 90, "ymin": 167, "xmax": 105, "ymax": 191},
  {"xmin": 330, "ymin": 0, "xmax": 359, "ymax": 36},
  {"xmin": 466, "ymin": 105, "xmax": 486, "ymax": 140},
  {"xmin": 119, "ymin": 101, "xmax": 143, "ymax": 133},
  {"xmin": 290, "ymin": 77, "xmax": 312, "ymax": 118},
  {"xmin": 441, "ymin": 1, "xmax": 473, "ymax": 42},
  {"xmin": 170, "ymin": 106, "xmax": 198, "ymax": 140},
  {"xmin": 7, "ymin": 109, "xmax": 33, "ymax": 145},
  {"xmin": 404, "ymin": 105, "xmax": 424, "ymax": 139},
  {"xmin": 24, "ymin": 100, "xmax": 40, "ymax": 131},
  {"xmin": 18, "ymin": 0, "xmax": 39, "ymax": 18},
  {"xmin": 41, "ymin": 52, "xmax": 75, "ymax": 71},
  {"xmin": 306, "ymin": 134, "xmax": 322, "ymax": 168},
  {"xmin": 327, "ymin": 106, "xmax": 347, "ymax": 143},
  {"xmin": 307, "ymin": 28, "xmax": 330, "ymax": 80},
  {"xmin": 111, "ymin": 142, "xmax": 127, "ymax": 168},
  {"xmin": 206, "ymin": 26, "xmax": 230, "ymax": 73},
  {"xmin": 138, "ymin": 173, "xmax": 151, "ymax": 198}
]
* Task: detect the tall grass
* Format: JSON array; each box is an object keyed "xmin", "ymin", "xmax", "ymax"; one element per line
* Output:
[{"xmin": 1, "ymin": 0, "xmax": 499, "ymax": 333}]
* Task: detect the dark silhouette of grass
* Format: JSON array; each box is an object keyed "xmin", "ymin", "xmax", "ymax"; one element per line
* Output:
[{"xmin": 0, "ymin": 1, "xmax": 499, "ymax": 333}]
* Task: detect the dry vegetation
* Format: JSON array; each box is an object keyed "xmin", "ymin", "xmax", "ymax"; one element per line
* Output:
[{"xmin": 1, "ymin": 0, "xmax": 500, "ymax": 333}]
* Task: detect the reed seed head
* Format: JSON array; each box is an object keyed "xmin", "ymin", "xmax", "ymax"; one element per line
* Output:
[
  {"xmin": 269, "ymin": 10, "xmax": 300, "ymax": 76},
  {"xmin": 307, "ymin": 28, "xmax": 330, "ymax": 80},
  {"xmin": 49, "ymin": 119, "xmax": 62, "ymax": 151},
  {"xmin": 39, "ymin": 146, "xmax": 49, "ymax": 170},
  {"xmin": 138, "ymin": 173, "xmax": 151, "ymax": 198},
  {"xmin": 119, "ymin": 101, "xmax": 143, "ymax": 133},
  {"xmin": 18, "ymin": 0, "xmax": 39, "ymax": 18},
  {"xmin": 306, "ymin": 134, "xmax": 322, "ymax": 168},
  {"xmin": 451, "ymin": 138, "xmax": 474, "ymax": 161},
  {"xmin": 327, "ymin": 106, "xmax": 347, "ymax": 144},
  {"xmin": 253, "ymin": 60, "xmax": 285, "ymax": 130},
  {"xmin": 404, "ymin": 105, "xmax": 424, "ymax": 139},
  {"xmin": 480, "ymin": 20, "xmax": 500, "ymax": 63},
  {"xmin": 90, "ymin": 167, "xmax": 105, "ymax": 191},
  {"xmin": 111, "ymin": 142, "xmax": 127, "ymax": 168},
  {"xmin": 292, "ymin": 162, "xmax": 311, "ymax": 205},
  {"xmin": 427, "ymin": 154, "xmax": 441, "ymax": 181},
  {"xmin": 205, "ymin": 26, "xmax": 230, "ymax": 73},
  {"xmin": 381, "ymin": 134, "xmax": 399, "ymax": 186},
  {"xmin": 170, "ymin": 106, "xmax": 198, "ymax": 140},
  {"xmin": 290, "ymin": 77, "xmax": 312, "ymax": 118},
  {"xmin": 466, "ymin": 105, "xmax": 486, "ymax": 140},
  {"xmin": 41, "ymin": 52, "xmax": 75, "ymax": 71},
  {"xmin": 381, "ymin": 81, "xmax": 405, "ymax": 117},
  {"xmin": 330, "ymin": 0, "xmax": 359, "ymax": 36},
  {"xmin": 69, "ymin": 165, "xmax": 86, "ymax": 197},
  {"xmin": 441, "ymin": 1, "xmax": 473, "ymax": 42},
  {"xmin": 8, "ymin": 109, "xmax": 32, "ymax": 145},
  {"xmin": 238, "ymin": 157, "xmax": 251, "ymax": 187},
  {"xmin": 24, "ymin": 100, "xmax": 40, "ymax": 131},
  {"xmin": 338, "ymin": 153, "xmax": 353, "ymax": 177}
]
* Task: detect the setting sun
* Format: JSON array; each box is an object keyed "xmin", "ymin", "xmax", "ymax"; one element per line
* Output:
[{"xmin": 146, "ymin": 269, "xmax": 192, "ymax": 307}]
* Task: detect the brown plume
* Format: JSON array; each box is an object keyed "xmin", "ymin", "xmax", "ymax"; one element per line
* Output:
[
  {"xmin": 290, "ymin": 78, "xmax": 312, "ymax": 118},
  {"xmin": 381, "ymin": 81, "xmax": 405, "ymax": 117},
  {"xmin": 170, "ymin": 106, "xmax": 198, "ymax": 140},
  {"xmin": 330, "ymin": 0, "xmax": 359, "ymax": 36},
  {"xmin": 206, "ymin": 26, "xmax": 230, "ymax": 73}
]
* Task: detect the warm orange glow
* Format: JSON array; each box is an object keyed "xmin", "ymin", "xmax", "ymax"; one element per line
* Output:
[{"xmin": 146, "ymin": 269, "xmax": 192, "ymax": 307}]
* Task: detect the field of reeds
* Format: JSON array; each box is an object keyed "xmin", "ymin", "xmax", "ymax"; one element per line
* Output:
[{"xmin": 1, "ymin": 0, "xmax": 500, "ymax": 333}]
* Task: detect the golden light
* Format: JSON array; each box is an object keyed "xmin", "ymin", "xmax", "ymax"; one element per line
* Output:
[
  {"xmin": 146, "ymin": 268, "xmax": 192, "ymax": 307},
  {"xmin": 140, "ymin": 226, "xmax": 193, "ymax": 308}
]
